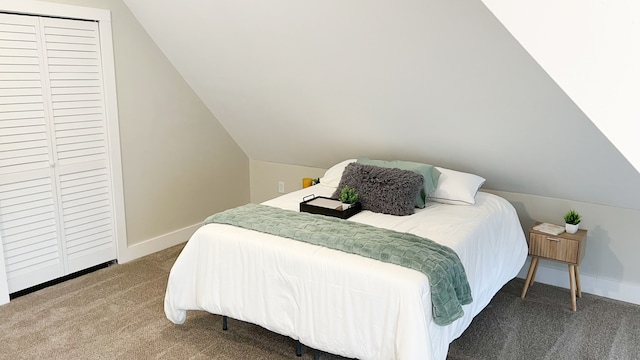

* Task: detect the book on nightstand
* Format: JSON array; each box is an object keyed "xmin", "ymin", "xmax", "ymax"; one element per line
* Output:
[{"xmin": 533, "ymin": 222, "xmax": 565, "ymax": 235}]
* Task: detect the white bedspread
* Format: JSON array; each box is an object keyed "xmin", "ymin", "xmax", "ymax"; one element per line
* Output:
[{"xmin": 164, "ymin": 185, "xmax": 527, "ymax": 360}]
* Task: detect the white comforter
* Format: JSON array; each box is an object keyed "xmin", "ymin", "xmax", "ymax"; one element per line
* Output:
[{"xmin": 164, "ymin": 185, "xmax": 527, "ymax": 360}]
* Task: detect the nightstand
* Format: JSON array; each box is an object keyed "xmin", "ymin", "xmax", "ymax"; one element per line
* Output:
[{"xmin": 520, "ymin": 222, "xmax": 587, "ymax": 311}]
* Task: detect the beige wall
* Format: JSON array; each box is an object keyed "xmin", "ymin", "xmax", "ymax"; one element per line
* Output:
[
  {"xmin": 120, "ymin": 0, "xmax": 640, "ymax": 212},
  {"xmin": 486, "ymin": 189, "xmax": 640, "ymax": 286},
  {"xmin": 251, "ymin": 160, "xmax": 640, "ymax": 303},
  {"xmin": 42, "ymin": 0, "xmax": 250, "ymax": 246},
  {"xmin": 250, "ymin": 160, "xmax": 325, "ymax": 204}
]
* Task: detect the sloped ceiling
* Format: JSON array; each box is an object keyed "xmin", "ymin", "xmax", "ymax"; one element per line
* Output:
[
  {"xmin": 122, "ymin": 0, "xmax": 640, "ymax": 210},
  {"xmin": 480, "ymin": 0, "xmax": 640, "ymax": 175}
]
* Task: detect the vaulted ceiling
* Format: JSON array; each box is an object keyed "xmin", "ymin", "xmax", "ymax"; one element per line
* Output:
[
  {"xmin": 481, "ymin": 0, "xmax": 640, "ymax": 175},
  {"xmin": 121, "ymin": 0, "xmax": 640, "ymax": 210}
]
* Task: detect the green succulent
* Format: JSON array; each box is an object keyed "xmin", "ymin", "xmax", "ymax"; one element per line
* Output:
[
  {"xmin": 563, "ymin": 209, "xmax": 582, "ymax": 225},
  {"xmin": 339, "ymin": 186, "xmax": 359, "ymax": 204}
]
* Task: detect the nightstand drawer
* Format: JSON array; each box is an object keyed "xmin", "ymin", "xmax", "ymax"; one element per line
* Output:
[{"xmin": 528, "ymin": 233, "xmax": 580, "ymax": 263}]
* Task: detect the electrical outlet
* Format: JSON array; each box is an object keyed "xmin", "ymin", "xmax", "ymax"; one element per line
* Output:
[{"xmin": 278, "ymin": 181, "xmax": 285, "ymax": 193}]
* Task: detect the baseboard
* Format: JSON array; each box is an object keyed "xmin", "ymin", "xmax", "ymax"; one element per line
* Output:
[
  {"xmin": 117, "ymin": 223, "xmax": 201, "ymax": 264},
  {"xmin": 517, "ymin": 259, "xmax": 640, "ymax": 306}
]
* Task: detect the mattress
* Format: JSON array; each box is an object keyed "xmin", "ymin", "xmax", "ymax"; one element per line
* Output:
[{"xmin": 164, "ymin": 184, "xmax": 527, "ymax": 360}]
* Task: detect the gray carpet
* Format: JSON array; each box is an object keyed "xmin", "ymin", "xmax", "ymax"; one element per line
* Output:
[
  {"xmin": 448, "ymin": 279, "xmax": 640, "ymax": 360},
  {"xmin": 0, "ymin": 243, "xmax": 638, "ymax": 360}
]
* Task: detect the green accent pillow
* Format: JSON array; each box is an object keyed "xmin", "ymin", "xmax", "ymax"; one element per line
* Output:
[{"xmin": 357, "ymin": 158, "xmax": 441, "ymax": 208}]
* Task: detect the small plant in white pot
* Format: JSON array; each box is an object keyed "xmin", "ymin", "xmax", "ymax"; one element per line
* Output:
[
  {"xmin": 340, "ymin": 186, "xmax": 359, "ymax": 210},
  {"xmin": 564, "ymin": 209, "xmax": 582, "ymax": 234}
]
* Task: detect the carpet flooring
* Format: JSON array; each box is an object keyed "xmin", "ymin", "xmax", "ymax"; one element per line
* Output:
[{"xmin": 0, "ymin": 243, "xmax": 638, "ymax": 360}]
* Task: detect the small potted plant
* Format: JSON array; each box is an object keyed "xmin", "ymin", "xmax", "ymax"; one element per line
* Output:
[
  {"xmin": 339, "ymin": 186, "xmax": 359, "ymax": 210},
  {"xmin": 564, "ymin": 209, "xmax": 582, "ymax": 234}
]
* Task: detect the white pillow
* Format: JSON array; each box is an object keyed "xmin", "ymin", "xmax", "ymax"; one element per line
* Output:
[
  {"xmin": 320, "ymin": 159, "xmax": 356, "ymax": 188},
  {"xmin": 427, "ymin": 167, "xmax": 486, "ymax": 205}
]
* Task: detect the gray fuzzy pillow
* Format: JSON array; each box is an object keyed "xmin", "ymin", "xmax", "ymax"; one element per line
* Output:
[{"xmin": 332, "ymin": 163, "xmax": 424, "ymax": 216}]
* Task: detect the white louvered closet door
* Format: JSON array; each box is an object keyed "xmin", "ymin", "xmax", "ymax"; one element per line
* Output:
[
  {"xmin": 0, "ymin": 13, "xmax": 116, "ymax": 293},
  {"xmin": 42, "ymin": 17, "xmax": 115, "ymax": 275},
  {"xmin": 0, "ymin": 13, "xmax": 64, "ymax": 292}
]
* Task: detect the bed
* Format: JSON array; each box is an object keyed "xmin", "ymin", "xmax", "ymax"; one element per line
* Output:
[{"xmin": 164, "ymin": 160, "xmax": 528, "ymax": 360}]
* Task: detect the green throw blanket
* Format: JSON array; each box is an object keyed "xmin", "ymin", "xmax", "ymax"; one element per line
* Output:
[{"xmin": 205, "ymin": 203, "xmax": 472, "ymax": 326}]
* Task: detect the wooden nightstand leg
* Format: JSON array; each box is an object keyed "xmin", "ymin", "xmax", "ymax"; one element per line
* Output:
[
  {"xmin": 521, "ymin": 257, "xmax": 539, "ymax": 299},
  {"xmin": 530, "ymin": 257, "xmax": 540, "ymax": 286},
  {"xmin": 569, "ymin": 264, "xmax": 577, "ymax": 311},
  {"xmin": 575, "ymin": 265, "xmax": 582, "ymax": 298}
]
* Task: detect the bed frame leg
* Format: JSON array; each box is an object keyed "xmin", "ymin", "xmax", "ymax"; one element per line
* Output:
[
  {"xmin": 222, "ymin": 316, "xmax": 228, "ymax": 331},
  {"xmin": 295, "ymin": 340, "xmax": 302, "ymax": 356}
]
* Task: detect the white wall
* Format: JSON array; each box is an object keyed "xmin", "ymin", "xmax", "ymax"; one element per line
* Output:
[
  {"xmin": 487, "ymin": 189, "xmax": 640, "ymax": 302},
  {"xmin": 481, "ymin": 0, "xmax": 640, "ymax": 174},
  {"xmin": 122, "ymin": 0, "xmax": 640, "ymax": 212},
  {"xmin": 250, "ymin": 160, "xmax": 326, "ymax": 204}
]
